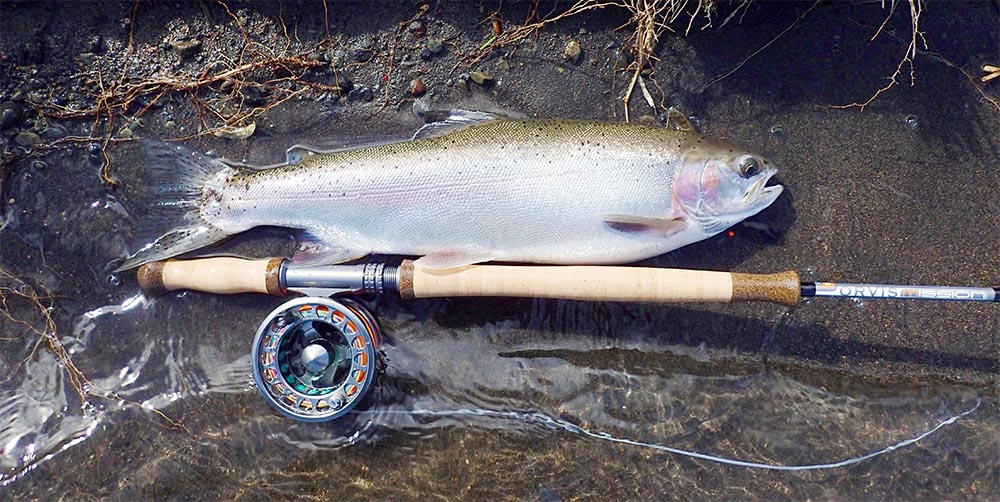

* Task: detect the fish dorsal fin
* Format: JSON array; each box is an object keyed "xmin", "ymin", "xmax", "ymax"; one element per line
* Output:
[
  {"xmin": 412, "ymin": 109, "xmax": 506, "ymax": 140},
  {"xmin": 603, "ymin": 214, "xmax": 688, "ymax": 238},
  {"xmin": 665, "ymin": 106, "xmax": 699, "ymax": 133}
]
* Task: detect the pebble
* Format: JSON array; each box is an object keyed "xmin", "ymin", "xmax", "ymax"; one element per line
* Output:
[
  {"xmin": 1, "ymin": 101, "xmax": 25, "ymax": 130},
  {"xmin": 352, "ymin": 49, "xmax": 373, "ymax": 63},
  {"xmin": 495, "ymin": 60, "xmax": 510, "ymax": 72},
  {"xmin": 409, "ymin": 78, "xmax": 427, "ymax": 97},
  {"xmin": 164, "ymin": 120, "xmax": 176, "ymax": 129},
  {"xmin": 348, "ymin": 86, "xmax": 374, "ymax": 102},
  {"xmin": 408, "ymin": 21, "xmax": 425, "ymax": 38},
  {"xmin": 337, "ymin": 75, "xmax": 354, "ymax": 93},
  {"xmin": 426, "ymin": 38, "xmax": 444, "ymax": 54},
  {"xmin": 563, "ymin": 40, "xmax": 582, "ymax": 64},
  {"xmin": 171, "ymin": 39, "xmax": 202, "ymax": 58},
  {"xmin": 904, "ymin": 114, "xmax": 919, "ymax": 130},
  {"xmin": 79, "ymin": 52, "xmax": 97, "ymax": 65},
  {"xmin": 41, "ymin": 126, "xmax": 66, "ymax": 140},
  {"xmin": 469, "ymin": 71, "xmax": 493, "ymax": 85},
  {"xmin": 419, "ymin": 48, "xmax": 433, "ymax": 61},
  {"xmin": 14, "ymin": 131, "xmax": 42, "ymax": 146}
]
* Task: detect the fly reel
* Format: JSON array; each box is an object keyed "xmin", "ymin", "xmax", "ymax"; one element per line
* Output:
[{"xmin": 251, "ymin": 297, "xmax": 381, "ymax": 422}]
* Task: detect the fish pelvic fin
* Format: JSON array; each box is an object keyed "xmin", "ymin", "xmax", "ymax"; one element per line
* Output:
[{"xmin": 114, "ymin": 140, "xmax": 237, "ymax": 272}]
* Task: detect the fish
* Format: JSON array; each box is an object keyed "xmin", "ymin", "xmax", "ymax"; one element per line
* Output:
[{"xmin": 114, "ymin": 110, "xmax": 783, "ymax": 272}]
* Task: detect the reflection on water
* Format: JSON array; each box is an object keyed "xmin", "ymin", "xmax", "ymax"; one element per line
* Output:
[{"xmin": 2, "ymin": 295, "xmax": 993, "ymax": 495}]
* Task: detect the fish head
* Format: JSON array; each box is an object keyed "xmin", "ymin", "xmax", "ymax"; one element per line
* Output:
[{"xmin": 673, "ymin": 136, "xmax": 784, "ymax": 235}]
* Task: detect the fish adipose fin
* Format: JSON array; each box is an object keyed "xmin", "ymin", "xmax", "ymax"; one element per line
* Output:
[
  {"xmin": 289, "ymin": 230, "xmax": 368, "ymax": 267},
  {"xmin": 412, "ymin": 109, "xmax": 507, "ymax": 140},
  {"xmin": 114, "ymin": 140, "xmax": 236, "ymax": 272},
  {"xmin": 413, "ymin": 251, "xmax": 496, "ymax": 269},
  {"xmin": 603, "ymin": 214, "xmax": 688, "ymax": 238}
]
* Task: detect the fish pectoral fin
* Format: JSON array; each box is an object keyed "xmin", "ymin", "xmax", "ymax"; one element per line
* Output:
[
  {"xmin": 412, "ymin": 109, "xmax": 510, "ymax": 140},
  {"xmin": 412, "ymin": 251, "xmax": 496, "ymax": 270},
  {"xmin": 603, "ymin": 214, "xmax": 688, "ymax": 238},
  {"xmin": 290, "ymin": 231, "xmax": 368, "ymax": 267}
]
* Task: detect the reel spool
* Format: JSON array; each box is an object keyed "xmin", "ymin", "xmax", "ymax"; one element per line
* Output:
[{"xmin": 251, "ymin": 297, "xmax": 381, "ymax": 422}]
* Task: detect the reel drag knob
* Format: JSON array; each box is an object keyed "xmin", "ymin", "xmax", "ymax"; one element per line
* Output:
[{"xmin": 251, "ymin": 297, "xmax": 381, "ymax": 422}]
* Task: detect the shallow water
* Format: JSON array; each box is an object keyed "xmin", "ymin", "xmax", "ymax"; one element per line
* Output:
[{"xmin": 2, "ymin": 1, "xmax": 998, "ymax": 499}]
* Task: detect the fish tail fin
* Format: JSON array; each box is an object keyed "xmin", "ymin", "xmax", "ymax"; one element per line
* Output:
[{"xmin": 114, "ymin": 140, "xmax": 237, "ymax": 272}]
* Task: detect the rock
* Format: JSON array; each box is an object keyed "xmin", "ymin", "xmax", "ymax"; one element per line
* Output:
[
  {"xmin": 408, "ymin": 21, "xmax": 425, "ymax": 38},
  {"xmin": 469, "ymin": 71, "xmax": 493, "ymax": 85},
  {"xmin": 419, "ymin": 48, "xmax": 433, "ymax": 61},
  {"xmin": 409, "ymin": 78, "xmax": 427, "ymax": 97},
  {"xmin": 495, "ymin": 59, "xmax": 510, "ymax": 72},
  {"xmin": 40, "ymin": 126, "xmax": 66, "ymax": 140},
  {"xmin": 337, "ymin": 75, "xmax": 354, "ymax": 93},
  {"xmin": 14, "ymin": 131, "xmax": 42, "ymax": 147},
  {"xmin": 89, "ymin": 35, "xmax": 105, "ymax": 53},
  {"xmin": 352, "ymin": 49, "xmax": 373, "ymax": 63},
  {"xmin": 1, "ymin": 102, "xmax": 25, "ymax": 130},
  {"xmin": 563, "ymin": 40, "xmax": 582, "ymax": 64},
  {"xmin": 426, "ymin": 38, "xmax": 444, "ymax": 54},
  {"xmin": 348, "ymin": 86, "xmax": 374, "ymax": 102},
  {"xmin": 638, "ymin": 114, "xmax": 658, "ymax": 127},
  {"xmin": 171, "ymin": 39, "xmax": 202, "ymax": 58}
]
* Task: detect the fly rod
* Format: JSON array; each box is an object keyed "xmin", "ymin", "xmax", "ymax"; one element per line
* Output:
[
  {"xmin": 135, "ymin": 256, "xmax": 995, "ymax": 422},
  {"xmin": 136, "ymin": 257, "xmax": 998, "ymax": 305}
]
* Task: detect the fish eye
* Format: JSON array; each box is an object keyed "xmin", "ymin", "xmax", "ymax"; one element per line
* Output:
[{"xmin": 740, "ymin": 157, "xmax": 760, "ymax": 178}]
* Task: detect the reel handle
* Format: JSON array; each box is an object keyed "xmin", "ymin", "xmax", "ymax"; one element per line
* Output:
[{"xmin": 138, "ymin": 257, "xmax": 801, "ymax": 306}]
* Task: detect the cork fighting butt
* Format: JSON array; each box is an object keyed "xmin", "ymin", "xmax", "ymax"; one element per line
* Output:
[{"xmin": 137, "ymin": 257, "xmax": 285, "ymax": 296}]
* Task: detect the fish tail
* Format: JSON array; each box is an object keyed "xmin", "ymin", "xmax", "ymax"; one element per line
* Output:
[{"xmin": 114, "ymin": 140, "xmax": 237, "ymax": 272}]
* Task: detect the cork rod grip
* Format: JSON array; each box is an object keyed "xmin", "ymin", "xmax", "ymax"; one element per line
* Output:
[
  {"xmin": 398, "ymin": 263, "xmax": 800, "ymax": 305},
  {"xmin": 137, "ymin": 257, "xmax": 284, "ymax": 296}
]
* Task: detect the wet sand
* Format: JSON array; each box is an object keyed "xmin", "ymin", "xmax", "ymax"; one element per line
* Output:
[{"xmin": 1, "ymin": 1, "xmax": 997, "ymax": 499}]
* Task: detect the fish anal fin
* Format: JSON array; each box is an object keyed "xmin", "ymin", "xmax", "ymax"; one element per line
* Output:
[
  {"xmin": 412, "ymin": 251, "xmax": 496, "ymax": 270},
  {"xmin": 603, "ymin": 214, "xmax": 688, "ymax": 238}
]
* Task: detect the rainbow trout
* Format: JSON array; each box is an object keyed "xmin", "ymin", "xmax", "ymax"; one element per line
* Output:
[{"xmin": 115, "ymin": 111, "xmax": 783, "ymax": 271}]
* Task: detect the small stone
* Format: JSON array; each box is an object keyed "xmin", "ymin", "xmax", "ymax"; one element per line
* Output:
[
  {"xmin": 171, "ymin": 39, "xmax": 202, "ymax": 58},
  {"xmin": 337, "ymin": 75, "xmax": 354, "ymax": 93},
  {"xmin": 352, "ymin": 49, "xmax": 373, "ymax": 63},
  {"xmin": 426, "ymin": 38, "xmax": 444, "ymax": 54},
  {"xmin": 563, "ymin": 40, "xmax": 582, "ymax": 64},
  {"xmin": 79, "ymin": 52, "xmax": 97, "ymax": 65},
  {"xmin": 640, "ymin": 67, "xmax": 654, "ymax": 77},
  {"xmin": 409, "ymin": 78, "xmax": 427, "ymax": 97},
  {"xmin": 638, "ymin": 114, "xmax": 658, "ymax": 127},
  {"xmin": 14, "ymin": 131, "xmax": 42, "ymax": 147},
  {"xmin": 164, "ymin": 120, "xmax": 176, "ymax": 129},
  {"xmin": 1, "ymin": 102, "xmax": 25, "ymax": 130},
  {"xmin": 495, "ymin": 59, "xmax": 510, "ymax": 72},
  {"xmin": 348, "ymin": 86, "xmax": 374, "ymax": 102},
  {"xmin": 40, "ymin": 126, "xmax": 66, "ymax": 140},
  {"xmin": 419, "ymin": 48, "xmax": 433, "ymax": 61},
  {"xmin": 469, "ymin": 71, "xmax": 493, "ymax": 85},
  {"xmin": 408, "ymin": 20, "xmax": 425, "ymax": 38},
  {"xmin": 89, "ymin": 35, "xmax": 105, "ymax": 53}
]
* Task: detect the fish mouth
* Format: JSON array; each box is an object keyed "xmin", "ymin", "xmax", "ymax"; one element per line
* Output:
[{"xmin": 744, "ymin": 171, "xmax": 783, "ymax": 206}]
